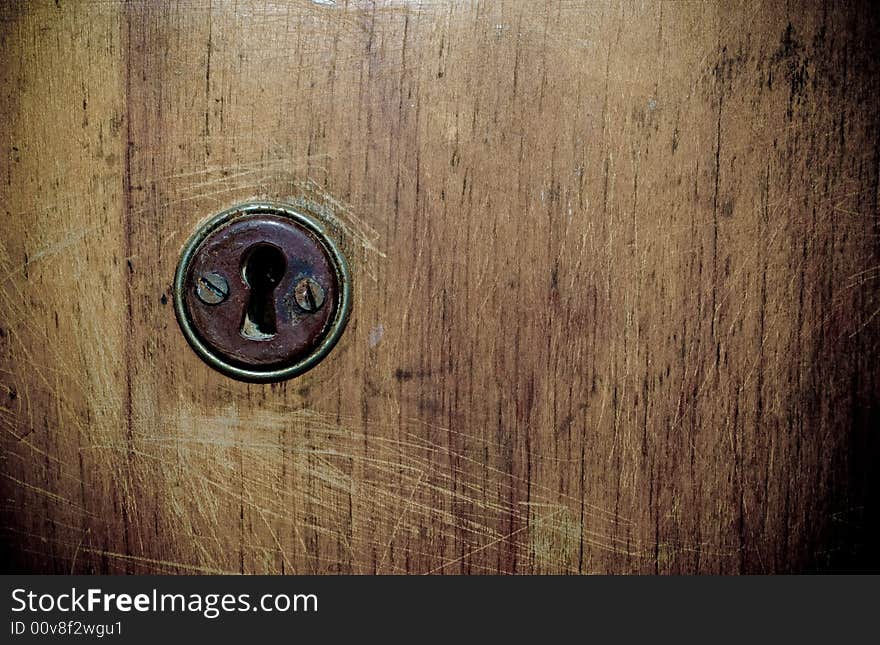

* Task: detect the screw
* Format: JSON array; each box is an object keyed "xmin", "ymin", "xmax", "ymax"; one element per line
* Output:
[
  {"xmin": 195, "ymin": 272, "xmax": 229, "ymax": 305},
  {"xmin": 293, "ymin": 277, "xmax": 325, "ymax": 312}
]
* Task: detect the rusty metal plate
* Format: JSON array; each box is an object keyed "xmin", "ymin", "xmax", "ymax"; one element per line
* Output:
[{"xmin": 173, "ymin": 202, "xmax": 351, "ymax": 382}]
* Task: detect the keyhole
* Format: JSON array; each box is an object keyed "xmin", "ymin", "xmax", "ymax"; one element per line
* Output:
[{"xmin": 241, "ymin": 243, "xmax": 286, "ymax": 340}]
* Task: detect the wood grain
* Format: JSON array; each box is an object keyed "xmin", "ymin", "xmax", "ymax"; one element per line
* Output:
[{"xmin": 2, "ymin": 0, "xmax": 878, "ymax": 574}]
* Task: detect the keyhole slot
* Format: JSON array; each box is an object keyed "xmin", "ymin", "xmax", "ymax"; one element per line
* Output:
[{"xmin": 240, "ymin": 243, "xmax": 287, "ymax": 340}]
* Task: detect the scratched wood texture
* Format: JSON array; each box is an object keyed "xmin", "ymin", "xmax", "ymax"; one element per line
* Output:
[{"xmin": 1, "ymin": 0, "xmax": 878, "ymax": 574}]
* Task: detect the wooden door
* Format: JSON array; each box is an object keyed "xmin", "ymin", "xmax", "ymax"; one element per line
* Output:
[{"xmin": 2, "ymin": 0, "xmax": 878, "ymax": 574}]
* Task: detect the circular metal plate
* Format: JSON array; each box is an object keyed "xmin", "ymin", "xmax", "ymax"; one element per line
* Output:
[{"xmin": 173, "ymin": 202, "xmax": 351, "ymax": 382}]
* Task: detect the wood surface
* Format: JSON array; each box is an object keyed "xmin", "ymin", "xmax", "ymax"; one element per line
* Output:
[{"xmin": 1, "ymin": 0, "xmax": 878, "ymax": 574}]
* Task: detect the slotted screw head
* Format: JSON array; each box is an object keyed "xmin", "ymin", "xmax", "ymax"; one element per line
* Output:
[
  {"xmin": 195, "ymin": 271, "xmax": 229, "ymax": 305},
  {"xmin": 293, "ymin": 277, "xmax": 325, "ymax": 312}
]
